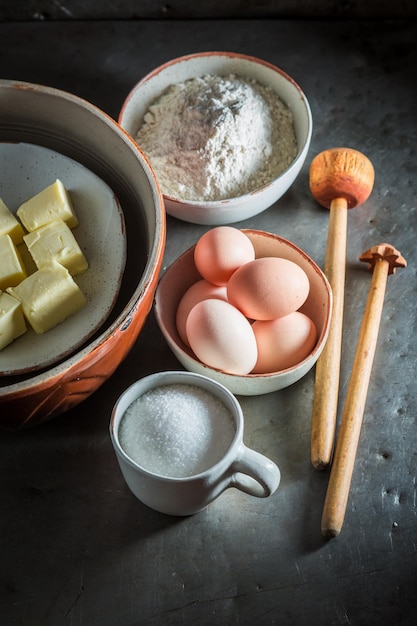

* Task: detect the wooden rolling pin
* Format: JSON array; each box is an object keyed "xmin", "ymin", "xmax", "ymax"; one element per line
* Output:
[
  {"xmin": 321, "ymin": 243, "xmax": 407, "ymax": 538},
  {"xmin": 309, "ymin": 148, "xmax": 375, "ymax": 469}
]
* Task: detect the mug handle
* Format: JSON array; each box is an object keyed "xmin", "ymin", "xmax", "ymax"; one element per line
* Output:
[{"xmin": 230, "ymin": 444, "xmax": 281, "ymax": 498}]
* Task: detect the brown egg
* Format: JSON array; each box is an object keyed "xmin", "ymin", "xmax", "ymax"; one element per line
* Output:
[
  {"xmin": 194, "ymin": 226, "xmax": 255, "ymax": 286},
  {"xmin": 186, "ymin": 298, "xmax": 258, "ymax": 375},
  {"xmin": 251, "ymin": 312, "xmax": 317, "ymax": 373},
  {"xmin": 227, "ymin": 256, "xmax": 310, "ymax": 321},
  {"xmin": 176, "ymin": 279, "xmax": 228, "ymax": 346}
]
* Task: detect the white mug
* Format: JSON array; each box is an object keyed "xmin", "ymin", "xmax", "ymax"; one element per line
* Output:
[{"xmin": 110, "ymin": 370, "xmax": 280, "ymax": 515}]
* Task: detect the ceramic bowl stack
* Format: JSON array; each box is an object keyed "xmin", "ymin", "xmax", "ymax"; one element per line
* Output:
[
  {"xmin": 119, "ymin": 51, "xmax": 313, "ymax": 225},
  {"xmin": 0, "ymin": 79, "xmax": 165, "ymax": 429}
]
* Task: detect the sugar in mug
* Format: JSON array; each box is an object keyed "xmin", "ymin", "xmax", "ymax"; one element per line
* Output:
[{"xmin": 110, "ymin": 370, "xmax": 280, "ymax": 515}]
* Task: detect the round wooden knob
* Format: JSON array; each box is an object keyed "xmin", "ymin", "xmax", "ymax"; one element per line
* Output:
[{"xmin": 309, "ymin": 147, "xmax": 375, "ymax": 209}]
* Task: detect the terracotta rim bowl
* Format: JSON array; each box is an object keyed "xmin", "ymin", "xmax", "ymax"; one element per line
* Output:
[
  {"xmin": 154, "ymin": 230, "xmax": 332, "ymax": 396},
  {"xmin": 0, "ymin": 79, "xmax": 166, "ymax": 430},
  {"xmin": 119, "ymin": 51, "xmax": 313, "ymax": 225}
]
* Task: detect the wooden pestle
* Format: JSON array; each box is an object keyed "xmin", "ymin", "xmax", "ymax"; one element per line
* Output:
[
  {"xmin": 321, "ymin": 244, "xmax": 407, "ymax": 537},
  {"xmin": 309, "ymin": 148, "xmax": 375, "ymax": 470}
]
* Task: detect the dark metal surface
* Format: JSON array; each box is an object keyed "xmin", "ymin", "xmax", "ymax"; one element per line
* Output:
[
  {"xmin": 2, "ymin": 1, "xmax": 416, "ymax": 21},
  {"xmin": 1, "ymin": 18, "xmax": 416, "ymax": 626}
]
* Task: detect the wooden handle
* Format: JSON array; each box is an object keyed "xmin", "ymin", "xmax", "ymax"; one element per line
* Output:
[
  {"xmin": 309, "ymin": 148, "xmax": 375, "ymax": 470},
  {"xmin": 321, "ymin": 258, "xmax": 389, "ymax": 537},
  {"xmin": 311, "ymin": 197, "xmax": 347, "ymax": 469}
]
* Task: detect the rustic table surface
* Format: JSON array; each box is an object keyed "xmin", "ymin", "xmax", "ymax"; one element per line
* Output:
[{"xmin": 1, "ymin": 17, "xmax": 416, "ymax": 626}]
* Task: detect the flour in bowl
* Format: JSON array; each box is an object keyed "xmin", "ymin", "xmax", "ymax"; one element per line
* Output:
[{"xmin": 135, "ymin": 74, "xmax": 298, "ymax": 202}]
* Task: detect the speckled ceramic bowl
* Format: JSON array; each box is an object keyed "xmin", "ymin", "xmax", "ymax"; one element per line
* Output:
[
  {"xmin": 154, "ymin": 230, "xmax": 332, "ymax": 396},
  {"xmin": 0, "ymin": 79, "xmax": 166, "ymax": 429},
  {"xmin": 119, "ymin": 51, "xmax": 312, "ymax": 225},
  {"xmin": 0, "ymin": 142, "xmax": 127, "ymax": 377}
]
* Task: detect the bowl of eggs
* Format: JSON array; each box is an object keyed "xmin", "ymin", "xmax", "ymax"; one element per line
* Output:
[
  {"xmin": 154, "ymin": 228, "xmax": 332, "ymax": 396},
  {"xmin": 119, "ymin": 51, "xmax": 312, "ymax": 225},
  {"xmin": 0, "ymin": 79, "xmax": 165, "ymax": 429}
]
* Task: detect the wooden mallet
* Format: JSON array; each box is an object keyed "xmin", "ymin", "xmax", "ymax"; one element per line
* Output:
[
  {"xmin": 321, "ymin": 243, "xmax": 407, "ymax": 538},
  {"xmin": 309, "ymin": 148, "xmax": 375, "ymax": 470}
]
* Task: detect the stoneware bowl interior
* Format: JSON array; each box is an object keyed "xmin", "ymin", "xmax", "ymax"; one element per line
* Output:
[
  {"xmin": 0, "ymin": 79, "xmax": 165, "ymax": 430},
  {"xmin": 119, "ymin": 51, "xmax": 313, "ymax": 225},
  {"xmin": 0, "ymin": 141, "xmax": 127, "ymax": 377},
  {"xmin": 154, "ymin": 230, "xmax": 332, "ymax": 396}
]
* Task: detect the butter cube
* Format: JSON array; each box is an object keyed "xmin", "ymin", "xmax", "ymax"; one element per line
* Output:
[
  {"xmin": 0, "ymin": 234, "xmax": 27, "ymax": 290},
  {"xmin": 0, "ymin": 290, "xmax": 27, "ymax": 350},
  {"xmin": 0, "ymin": 198, "xmax": 25, "ymax": 245},
  {"xmin": 24, "ymin": 219, "xmax": 88, "ymax": 276},
  {"xmin": 7, "ymin": 260, "xmax": 86, "ymax": 334},
  {"xmin": 17, "ymin": 179, "xmax": 79, "ymax": 232},
  {"xmin": 17, "ymin": 241, "xmax": 37, "ymax": 276}
]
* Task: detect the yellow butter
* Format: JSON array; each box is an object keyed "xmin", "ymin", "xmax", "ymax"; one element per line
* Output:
[
  {"xmin": 7, "ymin": 260, "xmax": 86, "ymax": 334},
  {"xmin": 0, "ymin": 234, "xmax": 27, "ymax": 290},
  {"xmin": 0, "ymin": 198, "xmax": 25, "ymax": 245},
  {"xmin": 0, "ymin": 290, "xmax": 27, "ymax": 350},
  {"xmin": 24, "ymin": 219, "xmax": 88, "ymax": 276},
  {"xmin": 17, "ymin": 241, "xmax": 37, "ymax": 276},
  {"xmin": 16, "ymin": 179, "xmax": 79, "ymax": 232}
]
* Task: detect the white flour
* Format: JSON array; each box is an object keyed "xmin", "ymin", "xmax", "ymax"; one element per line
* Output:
[{"xmin": 135, "ymin": 74, "xmax": 298, "ymax": 202}]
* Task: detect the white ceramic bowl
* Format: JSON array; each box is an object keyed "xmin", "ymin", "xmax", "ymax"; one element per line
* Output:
[
  {"xmin": 154, "ymin": 230, "xmax": 332, "ymax": 396},
  {"xmin": 0, "ymin": 79, "xmax": 165, "ymax": 429},
  {"xmin": 119, "ymin": 52, "xmax": 312, "ymax": 225}
]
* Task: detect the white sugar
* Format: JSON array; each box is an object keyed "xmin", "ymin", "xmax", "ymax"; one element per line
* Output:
[{"xmin": 118, "ymin": 383, "xmax": 236, "ymax": 478}]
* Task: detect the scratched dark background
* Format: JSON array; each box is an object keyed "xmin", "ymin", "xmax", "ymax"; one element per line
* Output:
[
  {"xmin": 1, "ymin": 0, "xmax": 416, "ymax": 20},
  {"xmin": 1, "ymin": 2, "xmax": 416, "ymax": 626}
]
